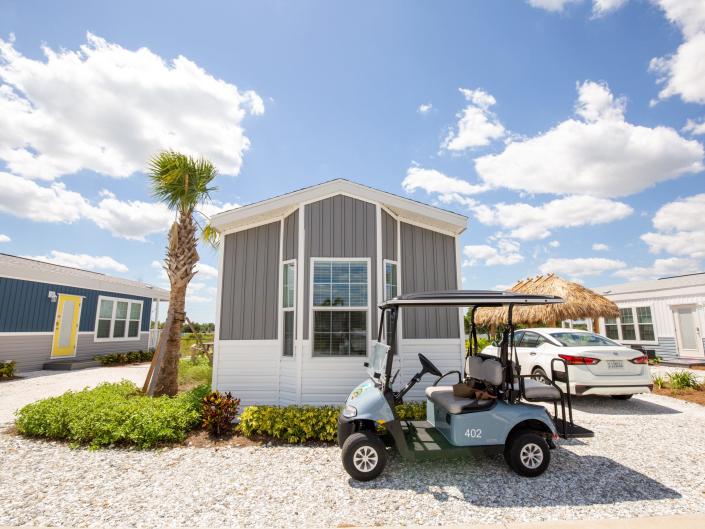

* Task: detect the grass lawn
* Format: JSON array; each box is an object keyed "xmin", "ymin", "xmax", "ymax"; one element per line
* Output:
[
  {"xmin": 179, "ymin": 333, "xmax": 215, "ymax": 357},
  {"xmin": 178, "ymin": 357, "xmax": 212, "ymax": 391}
]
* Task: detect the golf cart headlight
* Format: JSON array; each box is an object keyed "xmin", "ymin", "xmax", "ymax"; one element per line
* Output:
[{"xmin": 343, "ymin": 405, "xmax": 357, "ymax": 418}]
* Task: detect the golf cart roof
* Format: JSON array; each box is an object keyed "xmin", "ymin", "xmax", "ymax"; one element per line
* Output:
[{"xmin": 379, "ymin": 290, "xmax": 564, "ymax": 308}]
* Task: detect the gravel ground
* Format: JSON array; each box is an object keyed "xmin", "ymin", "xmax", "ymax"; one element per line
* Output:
[
  {"xmin": 2, "ymin": 392, "xmax": 705, "ymax": 527},
  {"xmin": 0, "ymin": 365, "xmax": 149, "ymax": 425}
]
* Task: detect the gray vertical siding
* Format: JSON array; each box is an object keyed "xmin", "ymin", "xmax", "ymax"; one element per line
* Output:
[
  {"xmin": 220, "ymin": 221, "xmax": 281, "ymax": 340},
  {"xmin": 303, "ymin": 195, "xmax": 377, "ymax": 339},
  {"xmin": 381, "ymin": 209, "xmax": 397, "ymax": 261},
  {"xmin": 400, "ymin": 222, "xmax": 459, "ymax": 339},
  {"xmin": 283, "ymin": 210, "xmax": 298, "ymax": 261},
  {"xmin": 651, "ymin": 336, "xmax": 678, "ymax": 359},
  {"xmin": 0, "ymin": 277, "xmax": 152, "ymax": 332}
]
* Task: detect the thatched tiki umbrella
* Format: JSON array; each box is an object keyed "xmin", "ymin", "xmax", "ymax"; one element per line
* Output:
[{"xmin": 475, "ymin": 274, "xmax": 619, "ymax": 330}]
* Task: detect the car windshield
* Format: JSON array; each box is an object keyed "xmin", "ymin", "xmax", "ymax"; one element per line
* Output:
[
  {"xmin": 549, "ymin": 331, "xmax": 621, "ymax": 347},
  {"xmin": 367, "ymin": 342, "xmax": 390, "ymax": 380}
]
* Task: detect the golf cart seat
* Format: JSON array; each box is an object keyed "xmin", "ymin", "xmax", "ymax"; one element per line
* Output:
[
  {"xmin": 424, "ymin": 387, "xmax": 493, "ymax": 414},
  {"xmin": 521, "ymin": 378, "xmax": 562, "ymax": 401},
  {"xmin": 424, "ymin": 356, "xmax": 503, "ymax": 414}
]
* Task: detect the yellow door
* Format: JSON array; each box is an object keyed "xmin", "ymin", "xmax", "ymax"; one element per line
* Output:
[{"xmin": 51, "ymin": 294, "xmax": 82, "ymax": 358}]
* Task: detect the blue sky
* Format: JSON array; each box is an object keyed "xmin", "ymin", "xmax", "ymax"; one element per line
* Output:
[{"xmin": 0, "ymin": 0, "xmax": 704, "ymax": 322}]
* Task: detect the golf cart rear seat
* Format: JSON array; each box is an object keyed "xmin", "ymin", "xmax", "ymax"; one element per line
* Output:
[
  {"xmin": 521, "ymin": 378, "xmax": 561, "ymax": 401},
  {"xmin": 424, "ymin": 356, "xmax": 503, "ymax": 414}
]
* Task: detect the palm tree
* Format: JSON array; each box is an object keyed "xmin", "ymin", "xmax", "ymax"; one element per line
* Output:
[{"xmin": 147, "ymin": 151, "xmax": 217, "ymax": 396}]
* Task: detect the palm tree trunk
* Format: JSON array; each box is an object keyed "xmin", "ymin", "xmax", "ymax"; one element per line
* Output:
[{"xmin": 152, "ymin": 209, "xmax": 198, "ymax": 397}]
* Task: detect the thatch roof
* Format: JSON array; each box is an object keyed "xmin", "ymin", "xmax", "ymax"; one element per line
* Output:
[{"xmin": 474, "ymin": 274, "xmax": 619, "ymax": 326}]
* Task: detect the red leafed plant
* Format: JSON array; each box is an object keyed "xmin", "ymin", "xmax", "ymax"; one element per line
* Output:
[{"xmin": 201, "ymin": 390, "xmax": 240, "ymax": 436}]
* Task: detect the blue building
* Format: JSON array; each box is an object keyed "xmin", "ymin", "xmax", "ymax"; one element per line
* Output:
[{"xmin": 0, "ymin": 253, "xmax": 169, "ymax": 373}]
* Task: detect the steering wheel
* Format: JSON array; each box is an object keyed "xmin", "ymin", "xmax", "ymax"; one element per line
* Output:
[{"xmin": 418, "ymin": 353, "xmax": 442, "ymax": 377}]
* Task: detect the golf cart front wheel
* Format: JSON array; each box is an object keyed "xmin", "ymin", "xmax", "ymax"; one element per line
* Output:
[
  {"xmin": 341, "ymin": 432, "xmax": 387, "ymax": 481},
  {"xmin": 506, "ymin": 432, "xmax": 550, "ymax": 477}
]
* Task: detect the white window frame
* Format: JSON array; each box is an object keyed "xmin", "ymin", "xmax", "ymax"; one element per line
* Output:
[
  {"xmin": 94, "ymin": 295, "xmax": 144, "ymax": 342},
  {"xmin": 383, "ymin": 259, "xmax": 399, "ymax": 344},
  {"xmin": 601, "ymin": 305, "xmax": 658, "ymax": 345},
  {"xmin": 281, "ymin": 259, "xmax": 296, "ymax": 357},
  {"xmin": 309, "ymin": 257, "xmax": 371, "ymax": 358}
]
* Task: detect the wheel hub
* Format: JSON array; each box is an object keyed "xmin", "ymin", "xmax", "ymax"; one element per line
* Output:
[
  {"xmin": 519, "ymin": 443, "xmax": 543, "ymax": 469},
  {"xmin": 352, "ymin": 445, "xmax": 379, "ymax": 473}
]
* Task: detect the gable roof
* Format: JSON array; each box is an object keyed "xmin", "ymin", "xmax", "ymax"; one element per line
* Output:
[
  {"xmin": 0, "ymin": 253, "xmax": 170, "ymax": 300},
  {"xmin": 597, "ymin": 272, "xmax": 705, "ymax": 296},
  {"xmin": 210, "ymin": 179, "xmax": 468, "ymax": 235}
]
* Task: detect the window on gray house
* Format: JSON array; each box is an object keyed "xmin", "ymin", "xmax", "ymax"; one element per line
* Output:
[
  {"xmin": 282, "ymin": 261, "xmax": 295, "ymax": 356},
  {"xmin": 312, "ymin": 260, "xmax": 368, "ymax": 356}
]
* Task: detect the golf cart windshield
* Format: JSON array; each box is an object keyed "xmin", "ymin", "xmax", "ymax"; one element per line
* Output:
[{"xmin": 367, "ymin": 342, "xmax": 390, "ymax": 381}]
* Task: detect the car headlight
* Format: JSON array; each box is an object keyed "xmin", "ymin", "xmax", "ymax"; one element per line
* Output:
[{"xmin": 343, "ymin": 405, "xmax": 357, "ymax": 418}]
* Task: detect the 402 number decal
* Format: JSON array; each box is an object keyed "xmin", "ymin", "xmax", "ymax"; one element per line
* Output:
[{"xmin": 464, "ymin": 428, "xmax": 482, "ymax": 438}]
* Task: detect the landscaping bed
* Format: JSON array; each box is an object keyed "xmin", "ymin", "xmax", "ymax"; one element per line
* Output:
[
  {"xmin": 652, "ymin": 370, "xmax": 705, "ymax": 406},
  {"xmin": 3, "ymin": 393, "xmax": 705, "ymax": 527}
]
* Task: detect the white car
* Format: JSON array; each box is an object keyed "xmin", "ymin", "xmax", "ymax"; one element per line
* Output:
[{"xmin": 482, "ymin": 328, "xmax": 652, "ymax": 399}]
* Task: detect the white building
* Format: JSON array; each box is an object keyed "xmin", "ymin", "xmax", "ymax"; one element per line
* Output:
[{"xmin": 594, "ymin": 273, "xmax": 705, "ymax": 360}]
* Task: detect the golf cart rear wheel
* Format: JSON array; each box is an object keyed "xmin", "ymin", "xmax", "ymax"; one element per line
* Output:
[
  {"xmin": 341, "ymin": 432, "xmax": 387, "ymax": 481},
  {"xmin": 506, "ymin": 432, "xmax": 550, "ymax": 477}
]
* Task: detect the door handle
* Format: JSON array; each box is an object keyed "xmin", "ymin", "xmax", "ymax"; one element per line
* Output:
[{"xmin": 530, "ymin": 352, "xmax": 536, "ymax": 356}]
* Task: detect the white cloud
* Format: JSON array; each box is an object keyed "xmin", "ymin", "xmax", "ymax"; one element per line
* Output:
[
  {"xmin": 86, "ymin": 190, "xmax": 173, "ymax": 241},
  {"xmin": 472, "ymin": 195, "xmax": 633, "ymax": 240},
  {"xmin": 23, "ymin": 250, "xmax": 128, "ymax": 273},
  {"xmin": 613, "ymin": 257, "xmax": 701, "ymax": 281},
  {"xmin": 195, "ymin": 262, "xmax": 219, "ymax": 279},
  {"xmin": 494, "ymin": 283, "xmax": 513, "ymax": 291},
  {"xmin": 527, "ymin": 0, "xmax": 580, "ymax": 12},
  {"xmin": 539, "ymin": 257, "xmax": 626, "ymax": 277},
  {"xmin": 592, "ymin": 243, "xmax": 609, "ymax": 251},
  {"xmin": 0, "ymin": 171, "xmax": 90, "ymax": 223},
  {"xmin": 199, "ymin": 201, "xmax": 241, "ymax": 219},
  {"xmin": 649, "ymin": 0, "xmax": 705, "ymax": 104},
  {"xmin": 0, "ymin": 234, "xmax": 10, "ymax": 243},
  {"xmin": 474, "ymin": 81, "xmax": 703, "ymax": 198},
  {"xmin": 684, "ymin": 118, "xmax": 705, "ymax": 135},
  {"xmin": 0, "ymin": 33, "xmax": 263, "ymax": 181},
  {"xmin": 418, "ymin": 103, "xmax": 433, "ymax": 114},
  {"xmin": 463, "ymin": 242, "xmax": 524, "ymax": 266},
  {"xmin": 548, "ymin": 240, "xmax": 560, "ymax": 248},
  {"xmin": 402, "ymin": 166, "xmax": 487, "ymax": 206},
  {"xmin": 151, "ymin": 260, "xmax": 163, "ymax": 269},
  {"xmin": 442, "ymin": 88, "xmax": 506, "ymax": 151},
  {"xmin": 641, "ymin": 193, "xmax": 705, "ymax": 258},
  {"xmin": 592, "ymin": 0, "xmax": 628, "ymax": 15}
]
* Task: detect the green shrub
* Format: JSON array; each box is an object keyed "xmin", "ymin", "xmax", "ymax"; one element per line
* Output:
[
  {"xmin": 202, "ymin": 390, "xmax": 240, "ymax": 436},
  {"xmin": 239, "ymin": 405, "xmax": 340, "ymax": 443},
  {"xmin": 395, "ymin": 401, "xmax": 426, "ymax": 420},
  {"xmin": 652, "ymin": 374, "xmax": 666, "ymax": 389},
  {"xmin": 15, "ymin": 381, "xmax": 208, "ymax": 448},
  {"xmin": 0, "ymin": 360, "xmax": 16, "ymax": 378},
  {"xmin": 239, "ymin": 401, "xmax": 428, "ymax": 444},
  {"xmin": 94, "ymin": 350, "xmax": 153, "ymax": 366},
  {"xmin": 667, "ymin": 370, "xmax": 702, "ymax": 390},
  {"xmin": 178, "ymin": 357, "xmax": 212, "ymax": 387}
]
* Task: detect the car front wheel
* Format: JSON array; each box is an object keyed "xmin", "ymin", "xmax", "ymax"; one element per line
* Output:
[
  {"xmin": 531, "ymin": 367, "xmax": 551, "ymax": 385},
  {"xmin": 506, "ymin": 431, "xmax": 550, "ymax": 477},
  {"xmin": 341, "ymin": 431, "xmax": 387, "ymax": 481}
]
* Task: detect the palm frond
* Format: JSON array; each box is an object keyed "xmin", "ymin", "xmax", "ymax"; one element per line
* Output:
[
  {"xmin": 201, "ymin": 224, "xmax": 220, "ymax": 249},
  {"xmin": 148, "ymin": 150, "xmax": 218, "ymax": 212}
]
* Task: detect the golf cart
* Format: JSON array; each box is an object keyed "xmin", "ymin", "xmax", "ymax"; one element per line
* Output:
[{"xmin": 337, "ymin": 290, "xmax": 594, "ymax": 481}]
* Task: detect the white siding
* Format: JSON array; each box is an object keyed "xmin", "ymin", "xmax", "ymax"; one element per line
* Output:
[
  {"xmin": 279, "ymin": 356, "xmax": 298, "ymax": 405},
  {"xmin": 214, "ymin": 340, "xmax": 279, "ymax": 405},
  {"xmin": 603, "ymin": 289, "xmax": 705, "ymax": 358}
]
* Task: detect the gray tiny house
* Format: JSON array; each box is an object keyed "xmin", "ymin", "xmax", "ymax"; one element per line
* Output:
[
  {"xmin": 0, "ymin": 253, "xmax": 169, "ymax": 372},
  {"xmin": 210, "ymin": 179, "xmax": 468, "ymax": 405}
]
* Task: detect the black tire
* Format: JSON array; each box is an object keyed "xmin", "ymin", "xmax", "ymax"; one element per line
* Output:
[
  {"xmin": 506, "ymin": 431, "xmax": 550, "ymax": 477},
  {"xmin": 531, "ymin": 367, "xmax": 551, "ymax": 384},
  {"xmin": 341, "ymin": 431, "xmax": 387, "ymax": 481},
  {"xmin": 610, "ymin": 394, "xmax": 633, "ymax": 400}
]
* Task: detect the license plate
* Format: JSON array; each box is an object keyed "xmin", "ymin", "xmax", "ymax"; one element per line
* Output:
[{"xmin": 607, "ymin": 360, "xmax": 623, "ymax": 369}]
